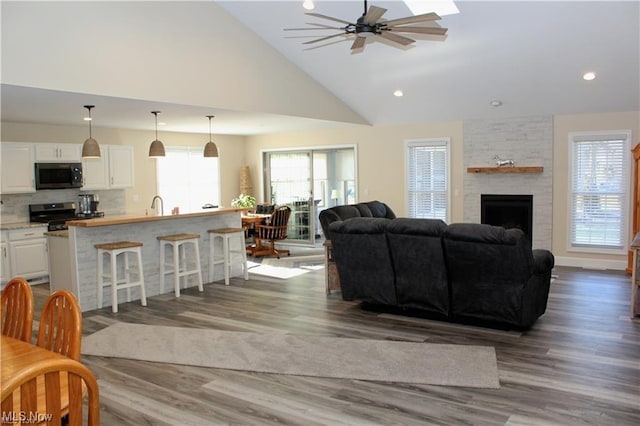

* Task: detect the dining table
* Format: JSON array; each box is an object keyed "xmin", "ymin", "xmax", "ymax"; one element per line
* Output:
[
  {"xmin": 241, "ymin": 213, "xmax": 271, "ymax": 242},
  {"xmin": 1, "ymin": 335, "xmax": 77, "ymax": 422}
]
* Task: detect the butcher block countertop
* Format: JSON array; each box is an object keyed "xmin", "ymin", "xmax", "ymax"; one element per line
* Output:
[{"xmin": 66, "ymin": 207, "xmax": 246, "ymax": 228}]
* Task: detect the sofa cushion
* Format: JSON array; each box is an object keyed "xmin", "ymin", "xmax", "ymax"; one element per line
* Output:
[
  {"xmin": 329, "ymin": 218, "xmax": 397, "ymax": 305},
  {"xmin": 386, "ymin": 218, "xmax": 449, "ymax": 315}
]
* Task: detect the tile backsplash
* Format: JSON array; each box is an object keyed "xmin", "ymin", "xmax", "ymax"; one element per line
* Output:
[{"xmin": 1, "ymin": 189, "xmax": 126, "ymax": 223}]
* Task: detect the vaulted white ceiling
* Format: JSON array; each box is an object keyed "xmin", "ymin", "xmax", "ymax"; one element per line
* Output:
[{"xmin": 2, "ymin": 1, "xmax": 639, "ymax": 135}]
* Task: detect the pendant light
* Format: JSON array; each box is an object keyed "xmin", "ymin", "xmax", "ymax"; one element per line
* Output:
[
  {"xmin": 148, "ymin": 111, "xmax": 166, "ymax": 158},
  {"xmin": 81, "ymin": 105, "xmax": 101, "ymax": 158},
  {"xmin": 203, "ymin": 115, "xmax": 219, "ymax": 158}
]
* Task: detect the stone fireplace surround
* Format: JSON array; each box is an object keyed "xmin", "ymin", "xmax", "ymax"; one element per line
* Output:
[{"xmin": 463, "ymin": 116, "xmax": 553, "ymax": 250}]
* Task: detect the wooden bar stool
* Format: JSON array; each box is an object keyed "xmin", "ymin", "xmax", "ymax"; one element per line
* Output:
[
  {"xmin": 157, "ymin": 233, "xmax": 204, "ymax": 297},
  {"xmin": 95, "ymin": 241, "xmax": 147, "ymax": 313},
  {"xmin": 208, "ymin": 227, "xmax": 249, "ymax": 286}
]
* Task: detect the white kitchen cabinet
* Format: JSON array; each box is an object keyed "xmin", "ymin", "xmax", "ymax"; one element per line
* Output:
[
  {"xmin": 8, "ymin": 227, "xmax": 48, "ymax": 285},
  {"xmin": 35, "ymin": 143, "xmax": 81, "ymax": 162},
  {"xmin": 1, "ymin": 142, "xmax": 36, "ymax": 194},
  {"xmin": 0, "ymin": 231, "xmax": 10, "ymax": 285},
  {"xmin": 108, "ymin": 145, "xmax": 135, "ymax": 188},
  {"xmin": 82, "ymin": 145, "xmax": 134, "ymax": 190},
  {"xmin": 47, "ymin": 234, "xmax": 76, "ymax": 295},
  {"xmin": 82, "ymin": 149, "xmax": 110, "ymax": 190}
]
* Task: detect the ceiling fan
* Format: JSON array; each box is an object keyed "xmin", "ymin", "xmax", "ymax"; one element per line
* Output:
[{"xmin": 285, "ymin": 0, "xmax": 448, "ymax": 52}]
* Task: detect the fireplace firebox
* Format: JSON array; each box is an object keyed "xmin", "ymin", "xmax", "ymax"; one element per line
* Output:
[{"xmin": 481, "ymin": 194, "xmax": 533, "ymax": 241}]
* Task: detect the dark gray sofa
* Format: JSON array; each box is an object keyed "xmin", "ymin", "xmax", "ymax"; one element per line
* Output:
[
  {"xmin": 319, "ymin": 200, "xmax": 396, "ymax": 240},
  {"xmin": 329, "ymin": 218, "xmax": 554, "ymax": 328}
]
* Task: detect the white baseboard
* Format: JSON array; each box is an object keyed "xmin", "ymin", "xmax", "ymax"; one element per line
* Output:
[{"xmin": 554, "ymin": 256, "xmax": 627, "ymax": 271}]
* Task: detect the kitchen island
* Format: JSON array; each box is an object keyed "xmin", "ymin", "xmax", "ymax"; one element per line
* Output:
[{"xmin": 65, "ymin": 207, "xmax": 246, "ymax": 312}]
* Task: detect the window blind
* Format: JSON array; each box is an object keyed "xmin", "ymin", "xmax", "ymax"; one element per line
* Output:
[
  {"xmin": 570, "ymin": 135, "xmax": 628, "ymax": 249},
  {"xmin": 407, "ymin": 139, "xmax": 449, "ymax": 221}
]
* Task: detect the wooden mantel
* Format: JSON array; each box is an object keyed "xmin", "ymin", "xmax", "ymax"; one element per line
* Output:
[{"xmin": 467, "ymin": 166, "xmax": 544, "ymax": 174}]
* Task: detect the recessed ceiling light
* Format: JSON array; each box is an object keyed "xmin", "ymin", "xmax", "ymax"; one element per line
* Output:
[
  {"xmin": 83, "ymin": 117, "xmax": 92, "ymax": 121},
  {"xmin": 583, "ymin": 72, "xmax": 596, "ymax": 81},
  {"xmin": 302, "ymin": 0, "xmax": 315, "ymax": 11},
  {"xmin": 393, "ymin": 90, "xmax": 404, "ymax": 97},
  {"xmin": 489, "ymin": 100, "xmax": 503, "ymax": 107}
]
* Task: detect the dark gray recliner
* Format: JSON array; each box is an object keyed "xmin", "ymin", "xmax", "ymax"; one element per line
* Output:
[
  {"xmin": 442, "ymin": 223, "xmax": 554, "ymax": 328},
  {"xmin": 387, "ymin": 218, "xmax": 449, "ymax": 316},
  {"xmin": 329, "ymin": 218, "xmax": 397, "ymax": 305}
]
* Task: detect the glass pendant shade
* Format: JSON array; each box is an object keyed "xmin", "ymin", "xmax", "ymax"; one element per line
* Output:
[
  {"xmin": 203, "ymin": 115, "xmax": 219, "ymax": 158},
  {"xmin": 149, "ymin": 111, "xmax": 166, "ymax": 158},
  {"xmin": 82, "ymin": 105, "xmax": 101, "ymax": 158}
]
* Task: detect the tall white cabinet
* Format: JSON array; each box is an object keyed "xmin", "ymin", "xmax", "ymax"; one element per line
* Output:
[{"xmin": 1, "ymin": 142, "xmax": 36, "ymax": 194}]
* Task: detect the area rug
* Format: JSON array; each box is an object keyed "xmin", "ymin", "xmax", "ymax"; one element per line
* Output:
[{"xmin": 81, "ymin": 323, "xmax": 500, "ymax": 388}]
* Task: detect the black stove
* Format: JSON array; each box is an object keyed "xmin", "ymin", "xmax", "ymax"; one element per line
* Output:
[{"xmin": 29, "ymin": 202, "xmax": 104, "ymax": 231}]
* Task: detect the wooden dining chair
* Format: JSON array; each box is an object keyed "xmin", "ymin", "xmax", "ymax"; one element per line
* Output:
[
  {"xmin": 0, "ymin": 357, "xmax": 100, "ymax": 426},
  {"xmin": 250, "ymin": 205, "xmax": 292, "ymax": 259},
  {"xmin": 37, "ymin": 291, "xmax": 82, "ymax": 361},
  {"xmin": 1, "ymin": 276, "xmax": 34, "ymax": 342}
]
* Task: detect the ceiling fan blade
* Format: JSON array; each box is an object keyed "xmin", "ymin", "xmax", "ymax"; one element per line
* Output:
[
  {"xmin": 284, "ymin": 26, "xmax": 343, "ymax": 31},
  {"xmin": 363, "ymin": 5, "xmax": 387, "ymax": 25},
  {"xmin": 379, "ymin": 31, "xmax": 415, "ymax": 46},
  {"xmin": 383, "ymin": 12, "xmax": 441, "ymax": 27},
  {"xmin": 306, "ymin": 12, "xmax": 353, "ymax": 26},
  {"xmin": 351, "ymin": 36, "xmax": 366, "ymax": 50},
  {"xmin": 303, "ymin": 33, "xmax": 347, "ymax": 45},
  {"xmin": 387, "ymin": 26, "xmax": 448, "ymax": 36}
]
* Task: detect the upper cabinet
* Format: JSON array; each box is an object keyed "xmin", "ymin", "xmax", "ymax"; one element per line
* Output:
[
  {"xmin": 1, "ymin": 142, "xmax": 36, "ymax": 194},
  {"xmin": 35, "ymin": 143, "xmax": 81, "ymax": 162},
  {"xmin": 82, "ymin": 145, "xmax": 134, "ymax": 190}
]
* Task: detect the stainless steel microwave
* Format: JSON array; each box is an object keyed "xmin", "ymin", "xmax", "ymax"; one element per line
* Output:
[{"xmin": 34, "ymin": 162, "xmax": 83, "ymax": 190}]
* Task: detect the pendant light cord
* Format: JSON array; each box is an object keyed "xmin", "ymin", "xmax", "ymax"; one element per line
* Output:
[
  {"xmin": 207, "ymin": 115, "xmax": 214, "ymax": 142},
  {"xmin": 153, "ymin": 111, "xmax": 159, "ymax": 140},
  {"xmin": 84, "ymin": 105, "xmax": 94, "ymax": 138}
]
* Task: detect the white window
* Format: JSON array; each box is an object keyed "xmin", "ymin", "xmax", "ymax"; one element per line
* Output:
[
  {"xmin": 406, "ymin": 138, "xmax": 450, "ymax": 222},
  {"xmin": 568, "ymin": 131, "xmax": 630, "ymax": 252},
  {"xmin": 156, "ymin": 146, "xmax": 220, "ymax": 214}
]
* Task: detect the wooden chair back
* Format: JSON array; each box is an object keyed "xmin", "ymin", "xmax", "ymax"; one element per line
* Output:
[
  {"xmin": 257, "ymin": 206, "xmax": 291, "ymax": 241},
  {"xmin": 0, "ymin": 357, "xmax": 100, "ymax": 426},
  {"xmin": 37, "ymin": 291, "xmax": 82, "ymax": 361},
  {"xmin": 1, "ymin": 277, "xmax": 34, "ymax": 342}
]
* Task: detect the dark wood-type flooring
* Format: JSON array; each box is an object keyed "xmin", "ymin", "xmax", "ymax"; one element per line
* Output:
[{"xmin": 30, "ymin": 263, "xmax": 639, "ymax": 425}]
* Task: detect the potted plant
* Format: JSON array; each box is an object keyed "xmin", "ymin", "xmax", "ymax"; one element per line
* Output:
[{"xmin": 231, "ymin": 193, "xmax": 256, "ymax": 210}]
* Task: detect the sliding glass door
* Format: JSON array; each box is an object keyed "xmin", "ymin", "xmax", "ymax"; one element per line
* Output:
[
  {"xmin": 264, "ymin": 147, "xmax": 356, "ymax": 246},
  {"xmin": 265, "ymin": 151, "xmax": 314, "ymax": 244}
]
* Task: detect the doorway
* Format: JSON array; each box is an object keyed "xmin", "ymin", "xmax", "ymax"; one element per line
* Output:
[{"xmin": 263, "ymin": 147, "xmax": 356, "ymax": 246}]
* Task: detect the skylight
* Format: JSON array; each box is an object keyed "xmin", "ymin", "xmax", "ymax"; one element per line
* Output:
[{"xmin": 404, "ymin": 0, "xmax": 459, "ymax": 16}]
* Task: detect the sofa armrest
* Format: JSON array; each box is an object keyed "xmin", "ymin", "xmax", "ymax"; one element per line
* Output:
[{"xmin": 532, "ymin": 249, "xmax": 555, "ymax": 274}]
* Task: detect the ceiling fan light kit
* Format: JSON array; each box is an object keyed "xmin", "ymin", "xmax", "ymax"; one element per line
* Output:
[{"xmin": 288, "ymin": 0, "xmax": 448, "ymax": 52}]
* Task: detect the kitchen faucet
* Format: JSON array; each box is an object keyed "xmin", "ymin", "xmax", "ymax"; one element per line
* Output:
[{"xmin": 150, "ymin": 195, "xmax": 164, "ymax": 216}]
